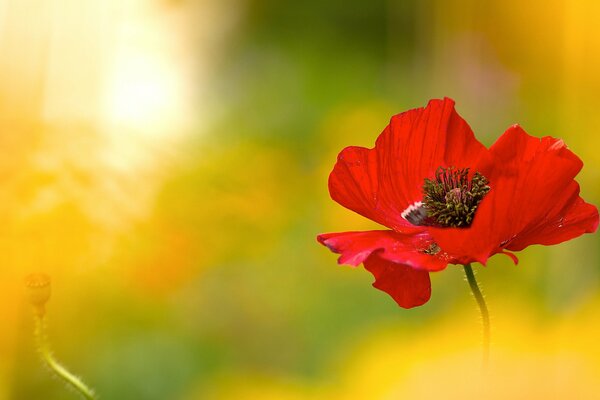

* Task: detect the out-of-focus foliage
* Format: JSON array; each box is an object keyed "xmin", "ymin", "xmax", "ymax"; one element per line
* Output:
[{"xmin": 0, "ymin": 0, "xmax": 598, "ymax": 399}]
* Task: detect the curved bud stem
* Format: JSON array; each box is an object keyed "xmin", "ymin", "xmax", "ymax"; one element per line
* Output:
[
  {"xmin": 33, "ymin": 313, "xmax": 98, "ymax": 399},
  {"xmin": 25, "ymin": 273, "xmax": 98, "ymax": 399},
  {"xmin": 463, "ymin": 263, "xmax": 490, "ymax": 367}
]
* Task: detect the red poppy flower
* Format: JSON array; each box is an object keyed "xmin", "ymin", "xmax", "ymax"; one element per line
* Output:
[{"xmin": 317, "ymin": 98, "xmax": 599, "ymax": 308}]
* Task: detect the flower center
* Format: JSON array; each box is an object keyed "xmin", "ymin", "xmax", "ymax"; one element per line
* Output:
[{"xmin": 421, "ymin": 166, "xmax": 490, "ymax": 227}]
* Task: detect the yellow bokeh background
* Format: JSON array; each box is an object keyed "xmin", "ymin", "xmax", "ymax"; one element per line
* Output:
[{"xmin": 0, "ymin": 1, "xmax": 599, "ymax": 399}]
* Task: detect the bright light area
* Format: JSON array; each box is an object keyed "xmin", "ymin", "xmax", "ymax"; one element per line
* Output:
[
  {"xmin": 105, "ymin": 54, "xmax": 184, "ymax": 134},
  {"xmin": 101, "ymin": 4, "xmax": 191, "ymax": 138}
]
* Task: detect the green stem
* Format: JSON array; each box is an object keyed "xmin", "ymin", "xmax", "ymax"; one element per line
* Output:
[
  {"xmin": 34, "ymin": 314, "xmax": 97, "ymax": 399},
  {"xmin": 463, "ymin": 263, "xmax": 490, "ymax": 367}
]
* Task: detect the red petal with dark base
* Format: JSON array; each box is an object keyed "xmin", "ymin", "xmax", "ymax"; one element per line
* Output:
[
  {"xmin": 363, "ymin": 254, "xmax": 431, "ymax": 308},
  {"xmin": 328, "ymin": 98, "xmax": 489, "ymax": 232},
  {"xmin": 317, "ymin": 230, "xmax": 448, "ymax": 271},
  {"xmin": 429, "ymin": 125, "xmax": 599, "ymax": 264}
]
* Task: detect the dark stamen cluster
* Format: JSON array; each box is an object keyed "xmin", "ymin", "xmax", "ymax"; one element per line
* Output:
[{"xmin": 422, "ymin": 166, "xmax": 490, "ymax": 228}]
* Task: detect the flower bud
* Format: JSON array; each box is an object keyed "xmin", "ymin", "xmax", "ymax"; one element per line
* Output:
[{"xmin": 25, "ymin": 273, "xmax": 51, "ymax": 316}]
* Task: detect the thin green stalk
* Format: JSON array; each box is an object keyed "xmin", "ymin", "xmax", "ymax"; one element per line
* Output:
[
  {"xmin": 34, "ymin": 314, "xmax": 97, "ymax": 400},
  {"xmin": 463, "ymin": 263, "xmax": 490, "ymax": 367}
]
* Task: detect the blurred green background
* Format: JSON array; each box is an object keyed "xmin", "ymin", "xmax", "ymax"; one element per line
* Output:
[{"xmin": 0, "ymin": 0, "xmax": 599, "ymax": 399}]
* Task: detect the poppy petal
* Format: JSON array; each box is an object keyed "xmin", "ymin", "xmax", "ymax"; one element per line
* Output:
[
  {"xmin": 505, "ymin": 189, "xmax": 599, "ymax": 251},
  {"xmin": 363, "ymin": 254, "xmax": 432, "ymax": 308},
  {"xmin": 328, "ymin": 98, "xmax": 489, "ymax": 232},
  {"xmin": 327, "ymin": 145, "xmax": 414, "ymax": 232},
  {"xmin": 428, "ymin": 125, "xmax": 599, "ymax": 264},
  {"xmin": 487, "ymin": 125, "xmax": 598, "ymax": 250},
  {"xmin": 498, "ymin": 250, "xmax": 519, "ymax": 265},
  {"xmin": 317, "ymin": 230, "xmax": 448, "ymax": 271}
]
